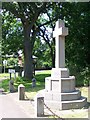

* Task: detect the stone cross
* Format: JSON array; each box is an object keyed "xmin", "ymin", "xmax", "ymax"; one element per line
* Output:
[{"xmin": 53, "ymin": 20, "xmax": 68, "ymax": 68}]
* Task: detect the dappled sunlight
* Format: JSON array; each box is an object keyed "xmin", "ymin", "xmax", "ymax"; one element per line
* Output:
[
  {"xmin": 77, "ymin": 87, "xmax": 89, "ymax": 101},
  {"xmin": 35, "ymin": 70, "xmax": 51, "ymax": 75}
]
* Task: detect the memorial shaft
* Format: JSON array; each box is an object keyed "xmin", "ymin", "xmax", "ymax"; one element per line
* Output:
[
  {"xmin": 56, "ymin": 36, "xmax": 65, "ymax": 68},
  {"xmin": 53, "ymin": 20, "xmax": 68, "ymax": 68}
]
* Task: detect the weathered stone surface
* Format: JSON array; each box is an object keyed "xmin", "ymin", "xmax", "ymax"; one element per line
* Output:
[
  {"xmin": 9, "ymin": 80, "xmax": 15, "ymax": 93},
  {"xmin": 51, "ymin": 80, "xmax": 60, "ymax": 92},
  {"xmin": 35, "ymin": 96, "xmax": 44, "ymax": 117},
  {"xmin": 45, "ymin": 77, "xmax": 52, "ymax": 91},
  {"xmin": 45, "ymin": 97, "xmax": 87, "ymax": 110},
  {"xmin": 61, "ymin": 76, "xmax": 75, "ymax": 92},
  {"xmin": 45, "ymin": 76, "xmax": 75, "ymax": 93},
  {"xmin": 44, "ymin": 90, "xmax": 81, "ymax": 101},
  {"xmin": 53, "ymin": 20, "xmax": 68, "ymax": 68},
  {"xmin": 61, "ymin": 90, "xmax": 81, "ymax": 101},
  {"xmin": 61, "ymin": 97, "xmax": 87, "ymax": 110},
  {"xmin": 44, "ymin": 100, "xmax": 61, "ymax": 110},
  {"xmin": 51, "ymin": 68, "xmax": 69, "ymax": 79},
  {"xmin": 18, "ymin": 84, "xmax": 25, "ymax": 100},
  {"xmin": 44, "ymin": 92, "xmax": 53, "ymax": 100}
]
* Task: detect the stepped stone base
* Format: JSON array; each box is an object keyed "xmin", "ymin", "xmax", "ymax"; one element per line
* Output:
[
  {"xmin": 45, "ymin": 76, "xmax": 75, "ymax": 93},
  {"xmin": 44, "ymin": 90, "xmax": 81, "ymax": 101},
  {"xmin": 36, "ymin": 68, "xmax": 87, "ymax": 110},
  {"xmin": 45, "ymin": 97, "xmax": 87, "ymax": 110}
]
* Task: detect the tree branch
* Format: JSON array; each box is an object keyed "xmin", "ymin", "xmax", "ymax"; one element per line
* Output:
[
  {"xmin": 39, "ymin": 27, "xmax": 52, "ymax": 49},
  {"xmin": 2, "ymin": 3, "xmax": 20, "ymax": 18},
  {"xmin": 47, "ymin": 12, "xmax": 55, "ymax": 30},
  {"xmin": 29, "ymin": 3, "xmax": 47, "ymax": 31},
  {"xmin": 39, "ymin": 17, "xmax": 58, "ymax": 28}
]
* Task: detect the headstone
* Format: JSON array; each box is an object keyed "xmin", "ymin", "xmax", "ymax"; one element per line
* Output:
[
  {"xmin": 32, "ymin": 78, "xmax": 36, "ymax": 87},
  {"xmin": 37, "ymin": 19, "xmax": 87, "ymax": 110},
  {"xmin": 9, "ymin": 80, "xmax": 14, "ymax": 93},
  {"xmin": 18, "ymin": 84, "xmax": 25, "ymax": 100},
  {"xmin": 35, "ymin": 96, "xmax": 44, "ymax": 117}
]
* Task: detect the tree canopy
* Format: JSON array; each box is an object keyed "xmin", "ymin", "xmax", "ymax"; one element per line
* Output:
[{"xmin": 2, "ymin": 2, "xmax": 90, "ymax": 82}]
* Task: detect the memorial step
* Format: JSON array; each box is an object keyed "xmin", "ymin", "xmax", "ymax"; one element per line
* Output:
[
  {"xmin": 61, "ymin": 90, "xmax": 81, "ymax": 101},
  {"xmin": 61, "ymin": 96, "xmax": 87, "ymax": 110},
  {"xmin": 45, "ymin": 76, "xmax": 75, "ymax": 93},
  {"xmin": 44, "ymin": 90, "xmax": 81, "ymax": 101},
  {"xmin": 45, "ymin": 96, "xmax": 87, "ymax": 110}
]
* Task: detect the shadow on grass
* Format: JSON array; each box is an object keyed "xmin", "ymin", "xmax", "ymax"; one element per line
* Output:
[
  {"xmin": 14, "ymin": 73, "xmax": 50, "ymax": 93},
  {"xmin": 84, "ymin": 102, "xmax": 90, "ymax": 109},
  {"xmin": 25, "ymin": 81, "xmax": 45, "ymax": 92},
  {"xmin": 35, "ymin": 73, "xmax": 51, "ymax": 82},
  {"xmin": 1, "ymin": 73, "xmax": 50, "ymax": 92}
]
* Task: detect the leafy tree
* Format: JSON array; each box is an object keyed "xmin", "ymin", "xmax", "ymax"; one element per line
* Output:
[
  {"xmin": 2, "ymin": 11, "xmax": 23, "ymax": 55},
  {"xmin": 33, "ymin": 37, "xmax": 52, "ymax": 68},
  {"xmin": 61, "ymin": 2, "xmax": 90, "ymax": 69},
  {"xmin": 2, "ymin": 2, "xmax": 56, "ymax": 79},
  {"xmin": 2, "ymin": 2, "xmax": 90, "ymax": 84},
  {"xmin": 39, "ymin": 26, "xmax": 55, "ymax": 67}
]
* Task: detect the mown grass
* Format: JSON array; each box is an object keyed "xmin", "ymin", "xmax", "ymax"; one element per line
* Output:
[
  {"xmin": 0, "ymin": 73, "xmax": 9, "ymax": 78},
  {"xmin": 0, "ymin": 70, "xmax": 51, "ymax": 95}
]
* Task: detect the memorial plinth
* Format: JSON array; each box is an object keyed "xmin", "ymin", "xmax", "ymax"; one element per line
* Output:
[{"xmin": 37, "ymin": 20, "xmax": 87, "ymax": 110}]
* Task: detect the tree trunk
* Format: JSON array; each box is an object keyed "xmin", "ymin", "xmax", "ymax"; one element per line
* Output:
[{"xmin": 23, "ymin": 25, "xmax": 33, "ymax": 80}]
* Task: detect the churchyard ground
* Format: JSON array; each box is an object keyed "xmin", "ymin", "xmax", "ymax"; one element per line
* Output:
[{"xmin": 0, "ymin": 70, "xmax": 90, "ymax": 118}]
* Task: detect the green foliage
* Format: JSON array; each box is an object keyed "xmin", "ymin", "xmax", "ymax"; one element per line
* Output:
[
  {"xmin": 64, "ymin": 2, "xmax": 90, "ymax": 68},
  {"xmin": 0, "ymin": 70, "xmax": 51, "ymax": 92},
  {"xmin": 7, "ymin": 57, "xmax": 18, "ymax": 66},
  {"xmin": 68, "ymin": 64, "xmax": 90, "ymax": 87},
  {"xmin": 33, "ymin": 38, "xmax": 52, "ymax": 68},
  {"xmin": 81, "ymin": 67, "xmax": 90, "ymax": 86},
  {"xmin": 35, "ymin": 71, "xmax": 51, "ymax": 82},
  {"xmin": 2, "ymin": 2, "xmax": 90, "ymax": 81},
  {"xmin": 2, "ymin": 11, "xmax": 23, "ymax": 55},
  {"xmin": 0, "ymin": 79, "xmax": 9, "ymax": 92}
]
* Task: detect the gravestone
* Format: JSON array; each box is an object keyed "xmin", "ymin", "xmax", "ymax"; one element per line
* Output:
[
  {"xmin": 38, "ymin": 20, "xmax": 87, "ymax": 110},
  {"xmin": 9, "ymin": 80, "xmax": 14, "ymax": 93},
  {"xmin": 32, "ymin": 78, "xmax": 36, "ymax": 88}
]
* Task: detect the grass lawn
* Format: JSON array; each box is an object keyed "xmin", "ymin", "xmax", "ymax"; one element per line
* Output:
[
  {"xmin": 0, "ymin": 70, "xmax": 51, "ymax": 95},
  {"xmin": 0, "ymin": 73, "xmax": 10, "ymax": 78},
  {"xmin": 0, "ymin": 70, "xmax": 90, "ymax": 118}
]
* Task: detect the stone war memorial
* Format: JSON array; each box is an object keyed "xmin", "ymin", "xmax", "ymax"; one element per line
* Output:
[{"xmin": 38, "ymin": 19, "xmax": 87, "ymax": 110}]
